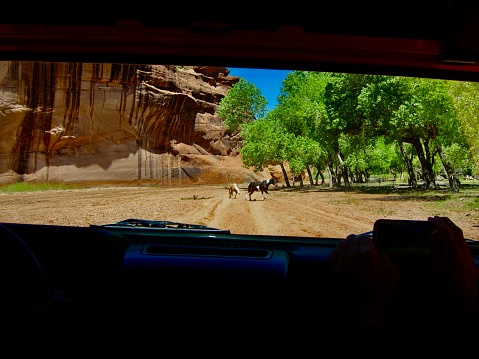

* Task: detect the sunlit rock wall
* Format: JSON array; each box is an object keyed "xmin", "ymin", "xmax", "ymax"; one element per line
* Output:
[{"xmin": 0, "ymin": 62, "xmax": 252, "ymax": 185}]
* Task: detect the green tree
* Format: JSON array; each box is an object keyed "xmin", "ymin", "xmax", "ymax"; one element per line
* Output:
[
  {"xmin": 448, "ymin": 80, "xmax": 479, "ymax": 174},
  {"xmin": 443, "ymin": 143, "xmax": 476, "ymax": 176},
  {"xmin": 217, "ymin": 78, "xmax": 267, "ymax": 132},
  {"xmin": 396, "ymin": 78, "xmax": 460, "ymax": 190},
  {"xmin": 357, "ymin": 76, "xmax": 461, "ymax": 190},
  {"xmin": 237, "ymin": 71, "xmax": 474, "ymax": 192},
  {"xmin": 240, "ymin": 111, "xmax": 295, "ymax": 186},
  {"xmin": 276, "ymin": 71, "xmax": 332, "ymax": 185},
  {"xmin": 282, "ymin": 134, "xmax": 322, "ymax": 186},
  {"xmin": 324, "ymin": 73, "xmax": 377, "ymax": 186}
]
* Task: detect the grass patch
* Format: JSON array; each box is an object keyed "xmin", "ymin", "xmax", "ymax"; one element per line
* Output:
[
  {"xmin": 0, "ymin": 182, "xmax": 81, "ymax": 193},
  {"xmin": 466, "ymin": 197, "xmax": 479, "ymax": 211},
  {"xmin": 280, "ymin": 182, "xmax": 479, "ymax": 214},
  {"xmin": 424, "ymin": 188, "xmax": 479, "ymax": 212}
]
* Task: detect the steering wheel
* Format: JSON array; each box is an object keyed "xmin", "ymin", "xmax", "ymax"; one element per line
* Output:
[{"xmin": 0, "ymin": 223, "xmax": 50, "ymax": 318}]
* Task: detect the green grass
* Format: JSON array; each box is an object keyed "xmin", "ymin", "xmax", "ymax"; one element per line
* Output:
[
  {"xmin": 467, "ymin": 196, "xmax": 479, "ymax": 211},
  {"xmin": 0, "ymin": 182, "xmax": 81, "ymax": 193},
  {"xmin": 283, "ymin": 181, "xmax": 479, "ymax": 214},
  {"xmin": 423, "ymin": 186, "xmax": 479, "ymax": 212}
]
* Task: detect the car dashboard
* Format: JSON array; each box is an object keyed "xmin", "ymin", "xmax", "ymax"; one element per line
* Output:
[
  {"xmin": 2, "ymin": 219, "xmax": 479, "ymax": 357},
  {"xmin": 1, "ymin": 221, "xmax": 343, "ymax": 357}
]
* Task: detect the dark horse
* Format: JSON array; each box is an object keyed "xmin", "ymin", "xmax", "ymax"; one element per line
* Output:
[{"xmin": 245, "ymin": 177, "xmax": 277, "ymax": 201}]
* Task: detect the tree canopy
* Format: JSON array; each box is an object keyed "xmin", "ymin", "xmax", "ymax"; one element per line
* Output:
[
  {"xmin": 221, "ymin": 70, "xmax": 478, "ymax": 190},
  {"xmin": 217, "ymin": 78, "xmax": 267, "ymax": 133}
]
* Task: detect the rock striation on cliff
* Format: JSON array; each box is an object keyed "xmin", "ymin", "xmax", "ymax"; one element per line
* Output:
[{"xmin": 0, "ymin": 62, "xmax": 264, "ymax": 186}]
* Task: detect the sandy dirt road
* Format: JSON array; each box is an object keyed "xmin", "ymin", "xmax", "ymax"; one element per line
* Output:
[{"xmin": 0, "ymin": 184, "xmax": 478, "ymax": 240}]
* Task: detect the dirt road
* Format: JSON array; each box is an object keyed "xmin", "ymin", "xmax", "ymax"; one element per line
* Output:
[{"xmin": 1, "ymin": 184, "xmax": 478, "ymax": 240}]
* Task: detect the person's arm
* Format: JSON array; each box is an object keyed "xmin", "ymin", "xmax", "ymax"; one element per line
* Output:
[
  {"xmin": 331, "ymin": 234, "xmax": 399, "ymax": 327},
  {"xmin": 428, "ymin": 216, "xmax": 479, "ymax": 319},
  {"xmin": 330, "ymin": 234, "xmax": 399, "ymax": 357}
]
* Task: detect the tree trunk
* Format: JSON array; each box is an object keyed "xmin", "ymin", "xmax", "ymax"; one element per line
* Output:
[
  {"xmin": 338, "ymin": 151, "xmax": 350, "ymax": 187},
  {"xmin": 436, "ymin": 144, "xmax": 460, "ymax": 192},
  {"xmin": 314, "ymin": 162, "xmax": 325, "ymax": 185},
  {"xmin": 410, "ymin": 137, "xmax": 436, "ymax": 189},
  {"xmin": 306, "ymin": 165, "xmax": 314, "ymax": 186},
  {"xmin": 327, "ymin": 165, "xmax": 334, "ymax": 188},
  {"xmin": 318, "ymin": 171, "xmax": 325, "ymax": 185},
  {"xmin": 314, "ymin": 167, "xmax": 325, "ymax": 185},
  {"xmin": 280, "ymin": 161, "xmax": 290, "ymax": 187},
  {"xmin": 398, "ymin": 140, "xmax": 417, "ymax": 188}
]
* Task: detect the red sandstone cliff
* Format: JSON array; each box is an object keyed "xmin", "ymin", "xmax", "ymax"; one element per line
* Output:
[{"xmin": 0, "ymin": 62, "xmax": 269, "ymax": 186}]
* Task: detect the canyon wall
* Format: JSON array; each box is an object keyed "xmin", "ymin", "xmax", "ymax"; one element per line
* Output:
[{"xmin": 0, "ymin": 62, "xmax": 267, "ymax": 186}]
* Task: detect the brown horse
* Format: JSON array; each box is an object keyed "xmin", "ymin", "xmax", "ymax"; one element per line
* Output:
[{"xmin": 245, "ymin": 177, "xmax": 277, "ymax": 201}]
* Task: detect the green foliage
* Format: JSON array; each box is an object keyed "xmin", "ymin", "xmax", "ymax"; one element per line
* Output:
[
  {"xmin": 448, "ymin": 80, "xmax": 479, "ymax": 173},
  {"xmin": 324, "ymin": 73, "xmax": 374, "ymax": 133},
  {"xmin": 443, "ymin": 143, "xmax": 476, "ymax": 175},
  {"xmin": 357, "ymin": 76, "xmax": 410, "ymax": 137},
  {"xmin": 273, "ymin": 71, "xmax": 334, "ymax": 178},
  {"xmin": 217, "ymin": 78, "xmax": 267, "ymax": 132},
  {"xmin": 237, "ymin": 69, "xmax": 478, "ymax": 190},
  {"xmin": 240, "ymin": 113, "xmax": 287, "ymax": 171},
  {"xmin": 344, "ymin": 136, "xmax": 403, "ymax": 176},
  {"xmin": 276, "ymin": 71, "xmax": 330, "ymax": 137},
  {"xmin": 282, "ymin": 134, "xmax": 320, "ymax": 175}
]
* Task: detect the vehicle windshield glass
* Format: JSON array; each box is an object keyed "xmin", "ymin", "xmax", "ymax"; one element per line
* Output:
[{"xmin": 0, "ymin": 62, "xmax": 478, "ymax": 240}]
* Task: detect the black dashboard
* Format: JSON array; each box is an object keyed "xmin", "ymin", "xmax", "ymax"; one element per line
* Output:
[{"xmin": 2, "ymin": 220, "xmax": 479, "ymax": 357}]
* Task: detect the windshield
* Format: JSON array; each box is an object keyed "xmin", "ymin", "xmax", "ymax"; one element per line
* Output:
[{"xmin": 0, "ymin": 62, "xmax": 478, "ymax": 240}]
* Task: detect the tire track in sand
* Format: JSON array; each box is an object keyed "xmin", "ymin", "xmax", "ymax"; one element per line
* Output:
[
  {"xmin": 205, "ymin": 187, "xmax": 376, "ymax": 238},
  {"xmin": 204, "ymin": 194, "xmax": 271, "ymax": 235}
]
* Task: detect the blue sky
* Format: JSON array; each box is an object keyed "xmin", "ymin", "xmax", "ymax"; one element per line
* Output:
[{"xmin": 227, "ymin": 68, "xmax": 292, "ymax": 111}]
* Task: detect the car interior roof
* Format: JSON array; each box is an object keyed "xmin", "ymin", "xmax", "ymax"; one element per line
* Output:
[{"xmin": 1, "ymin": 2, "xmax": 479, "ymax": 81}]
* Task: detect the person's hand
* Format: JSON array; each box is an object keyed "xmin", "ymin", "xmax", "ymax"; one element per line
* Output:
[
  {"xmin": 428, "ymin": 216, "xmax": 479, "ymax": 318},
  {"xmin": 330, "ymin": 234, "xmax": 399, "ymax": 328}
]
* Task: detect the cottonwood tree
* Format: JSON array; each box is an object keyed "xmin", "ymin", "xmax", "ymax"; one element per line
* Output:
[
  {"xmin": 448, "ymin": 80, "xmax": 479, "ymax": 175},
  {"xmin": 357, "ymin": 76, "xmax": 462, "ymax": 190},
  {"xmin": 217, "ymin": 78, "xmax": 267, "ymax": 133},
  {"xmin": 275, "ymin": 71, "xmax": 331, "ymax": 185},
  {"xmin": 239, "ymin": 113, "xmax": 292, "ymax": 186},
  {"xmin": 395, "ymin": 78, "xmax": 460, "ymax": 190},
  {"xmin": 323, "ymin": 73, "xmax": 377, "ymax": 186},
  {"xmin": 282, "ymin": 135, "xmax": 322, "ymax": 186},
  {"xmin": 237, "ymin": 70, "xmax": 475, "ymax": 192}
]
